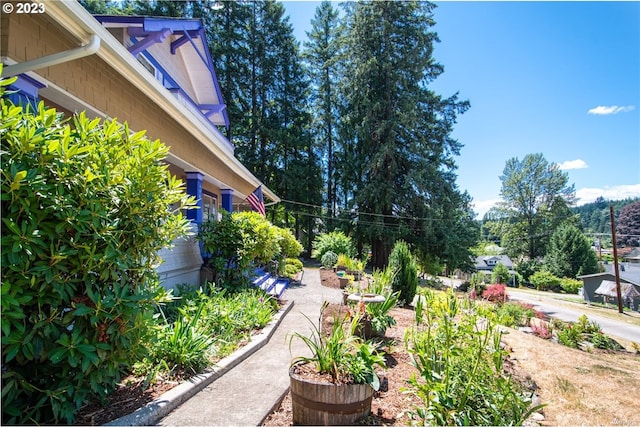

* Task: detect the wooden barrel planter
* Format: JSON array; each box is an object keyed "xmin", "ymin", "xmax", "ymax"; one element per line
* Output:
[{"xmin": 290, "ymin": 366, "xmax": 374, "ymax": 425}]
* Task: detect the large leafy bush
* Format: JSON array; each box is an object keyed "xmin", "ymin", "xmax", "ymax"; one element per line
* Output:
[
  {"xmin": 1, "ymin": 91, "xmax": 193, "ymax": 423},
  {"xmin": 529, "ymin": 270, "xmax": 562, "ymax": 292},
  {"xmin": 311, "ymin": 231, "xmax": 356, "ymax": 260},
  {"xmin": 388, "ymin": 240, "xmax": 418, "ymax": 305},
  {"xmin": 199, "ymin": 211, "xmax": 302, "ymax": 288}
]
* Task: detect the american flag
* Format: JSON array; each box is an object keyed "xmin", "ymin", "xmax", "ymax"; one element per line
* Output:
[{"xmin": 246, "ymin": 186, "xmax": 266, "ymax": 217}]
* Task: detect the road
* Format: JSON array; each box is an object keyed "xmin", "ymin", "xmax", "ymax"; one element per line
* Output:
[{"xmin": 507, "ymin": 289, "xmax": 640, "ymax": 344}]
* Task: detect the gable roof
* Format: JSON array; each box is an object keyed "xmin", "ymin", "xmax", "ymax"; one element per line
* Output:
[
  {"xmin": 94, "ymin": 15, "xmax": 229, "ymax": 131},
  {"xmin": 474, "ymin": 255, "xmax": 514, "ymax": 270},
  {"xmin": 578, "ymin": 263, "xmax": 640, "ymax": 287}
]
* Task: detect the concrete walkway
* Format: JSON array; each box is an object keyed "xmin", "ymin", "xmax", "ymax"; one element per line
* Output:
[{"xmin": 157, "ymin": 267, "xmax": 342, "ymax": 426}]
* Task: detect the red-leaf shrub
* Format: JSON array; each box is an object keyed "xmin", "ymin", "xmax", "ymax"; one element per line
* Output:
[
  {"xmin": 530, "ymin": 321, "xmax": 552, "ymax": 339},
  {"xmin": 482, "ymin": 284, "xmax": 508, "ymax": 303}
]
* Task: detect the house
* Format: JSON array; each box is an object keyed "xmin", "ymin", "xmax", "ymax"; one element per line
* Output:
[
  {"xmin": 1, "ymin": 2, "xmax": 279, "ymax": 289},
  {"xmin": 578, "ymin": 263, "xmax": 640, "ymax": 311},
  {"xmin": 474, "ymin": 255, "xmax": 514, "ymax": 272},
  {"xmin": 473, "ymin": 255, "xmax": 516, "ymax": 285}
]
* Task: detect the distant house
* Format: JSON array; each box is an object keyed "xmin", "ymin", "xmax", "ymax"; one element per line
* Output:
[
  {"xmin": 474, "ymin": 255, "xmax": 514, "ymax": 272},
  {"xmin": 1, "ymin": 3, "xmax": 279, "ymax": 289},
  {"xmin": 474, "ymin": 255, "xmax": 516, "ymax": 285},
  {"xmin": 578, "ymin": 263, "xmax": 640, "ymax": 311}
]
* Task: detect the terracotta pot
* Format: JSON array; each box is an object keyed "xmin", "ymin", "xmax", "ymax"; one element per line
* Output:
[{"xmin": 290, "ymin": 366, "xmax": 374, "ymax": 425}]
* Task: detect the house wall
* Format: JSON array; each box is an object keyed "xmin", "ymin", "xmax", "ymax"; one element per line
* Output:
[
  {"xmin": 582, "ymin": 275, "xmax": 609, "ymax": 304},
  {"xmin": 582, "ymin": 274, "xmax": 640, "ymax": 311},
  {"xmin": 2, "ymin": 13, "xmax": 245, "ymax": 289},
  {"xmin": 2, "ymin": 13, "xmax": 254, "ymax": 195}
]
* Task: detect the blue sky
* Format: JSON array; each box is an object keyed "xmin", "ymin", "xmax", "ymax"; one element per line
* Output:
[{"xmin": 282, "ymin": 1, "xmax": 640, "ymax": 218}]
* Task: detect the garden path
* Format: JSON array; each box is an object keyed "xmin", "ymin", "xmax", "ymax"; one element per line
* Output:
[{"xmin": 157, "ymin": 267, "xmax": 342, "ymax": 426}]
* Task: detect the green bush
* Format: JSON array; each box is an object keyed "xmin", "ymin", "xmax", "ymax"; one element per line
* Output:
[
  {"xmin": 560, "ymin": 277, "xmax": 582, "ymax": 294},
  {"xmin": 529, "ymin": 270, "xmax": 562, "ymax": 292},
  {"xmin": 199, "ymin": 212, "xmax": 302, "ymax": 289},
  {"xmin": 491, "ymin": 262, "xmax": 511, "ymax": 284},
  {"xmin": 320, "ymin": 250, "xmax": 338, "ymax": 269},
  {"xmin": 311, "ymin": 231, "xmax": 356, "ymax": 260},
  {"xmin": 234, "ymin": 211, "xmax": 281, "ymax": 265},
  {"xmin": 199, "ymin": 212, "xmax": 246, "ymax": 289},
  {"xmin": 277, "ymin": 228, "xmax": 303, "ymax": 259},
  {"xmin": 388, "ymin": 240, "xmax": 418, "ymax": 305},
  {"xmin": 1, "ymin": 92, "xmax": 193, "ymax": 423},
  {"xmin": 495, "ymin": 302, "xmax": 537, "ymax": 327},
  {"xmin": 284, "ymin": 258, "xmax": 303, "ymax": 279}
]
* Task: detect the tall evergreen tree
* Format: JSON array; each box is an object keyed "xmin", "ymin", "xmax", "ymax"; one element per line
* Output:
[
  {"xmin": 304, "ymin": 1, "xmax": 343, "ymax": 224},
  {"xmin": 338, "ymin": 1, "xmax": 470, "ymax": 268},
  {"xmin": 546, "ymin": 223, "xmax": 598, "ymax": 278}
]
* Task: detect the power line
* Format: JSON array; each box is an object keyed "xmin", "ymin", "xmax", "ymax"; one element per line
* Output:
[{"xmin": 280, "ymin": 198, "xmax": 442, "ymax": 222}]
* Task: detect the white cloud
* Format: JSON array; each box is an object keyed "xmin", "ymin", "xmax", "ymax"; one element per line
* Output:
[
  {"xmin": 575, "ymin": 184, "xmax": 640, "ymax": 206},
  {"xmin": 587, "ymin": 105, "xmax": 635, "ymax": 115},
  {"xmin": 558, "ymin": 159, "xmax": 588, "ymax": 170},
  {"xmin": 472, "ymin": 198, "xmax": 501, "ymax": 219}
]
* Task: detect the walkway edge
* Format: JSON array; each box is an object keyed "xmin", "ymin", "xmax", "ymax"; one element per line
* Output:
[{"xmin": 105, "ymin": 299, "xmax": 295, "ymax": 426}]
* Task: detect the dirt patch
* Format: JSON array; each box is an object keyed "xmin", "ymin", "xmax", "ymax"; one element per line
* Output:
[
  {"xmin": 319, "ymin": 267, "xmax": 342, "ymax": 289},
  {"xmin": 501, "ymin": 328, "xmax": 640, "ymax": 426}
]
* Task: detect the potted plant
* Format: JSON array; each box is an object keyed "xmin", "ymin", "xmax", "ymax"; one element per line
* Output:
[
  {"xmin": 288, "ymin": 302, "xmax": 386, "ymax": 425},
  {"xmin": 346, "ymin": 258, "xmax": 365, "ymax": 281},
  {"xmin": 335, "ymin": 253, "xmax": 350, "ymax": 271},
  {"xmin": 338, "ymin": 273, "xmax": 354, "ymax": 289},
  {"xmin": 365, "ymin": 290, "xmax": 399, "ymax": 337}
]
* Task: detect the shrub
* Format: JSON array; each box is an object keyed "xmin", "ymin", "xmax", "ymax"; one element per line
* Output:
[
  {"xmin": 530, "ymin": 321, "xmax": 552, "ymax": 339},
  {"xmin": 199, "ymin": 212, "xmax": 302, "ymax": 288},
  {"xmin": 495, "ymin": 301, "xmax": 536, "ymax": 327},
  {"xmin": 529, "ymin": 270, "xmax": 562, "ymax": 292},
  {"xmin": 277, "ymin": 227, "xmax": 303, "ymax": 259},
  {"xmin": 491, "ymin": 262, "xmax": 511, "ymax": 284},
  {"xmin": 1, "ymin": 93, "xmax": 193, "ymax": 423},
  {"xmin": 311, "ymin": 231, "xmax": 356, "ymax": 260},
  {"xmin": 320, "ymin": 251, "xmax": 338, "ymax": 269},
  {"xmin": 560, "ymin": 277, "xmax": 582, "ymax": 294},
  {"xmin": 284, "ymin": 258, "xmax": 303, "ymax": 279},
  {"xmin": 233, "ymin": 211, "xmax": 281, "ymax": 265},
  {"xmin": 482, "ymin": 284, "xmax": 508, "ymax": 303},
  {"xmin": 388, "ymin": 241, "xmax": 418, "ymax": 305},
  {"xmin": 199, "ymin": 212, "xmax": 247, "ymax": 289},
  {"xmin": 515, "ymin": 258, "xmax": 543, "ymax": 283}
]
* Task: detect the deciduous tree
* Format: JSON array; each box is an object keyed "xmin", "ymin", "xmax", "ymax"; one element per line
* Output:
[{"xmin": 496, "ymin": 153, "xmax": 576, "ymax": 260}]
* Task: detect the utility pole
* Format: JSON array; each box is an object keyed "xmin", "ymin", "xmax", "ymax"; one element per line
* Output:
[{"xmin": 609, "ymin": 205, "xmax": 624, "ymax": 314}]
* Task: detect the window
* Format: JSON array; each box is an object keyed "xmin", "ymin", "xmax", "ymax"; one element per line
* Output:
[
  {"xmin": 137, "ymin": 54, "xmax": 162, "ymax": 82},
  {"xmin": 202, "ymin": 193, "xmax": 218, "ymax": 222}
]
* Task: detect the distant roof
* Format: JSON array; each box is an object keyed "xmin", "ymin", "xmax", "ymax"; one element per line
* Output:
[
  {"xmin": 595, "ymin": 280, "xmax": 640, "ymax": 299},
  {"xmin": 578, "ymin": 263, "xmax": 640, "ymax": 286},
  {"xmin": 474, "ymin": 255, "xmax": 514, "ymax": 270}
]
